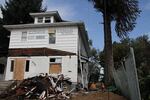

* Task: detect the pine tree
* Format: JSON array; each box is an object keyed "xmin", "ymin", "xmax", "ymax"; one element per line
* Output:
[
  {"xmin": 0, "ymin": 0, "xmax": 46, "ymax": 56},
  {"xmin": 1, "ymin": 0, "xmax": 46, "ymax": 24}
]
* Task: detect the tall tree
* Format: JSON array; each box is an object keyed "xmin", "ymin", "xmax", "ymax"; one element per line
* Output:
[
  {"xmin": 0, "ymin": 0, "xmax": 46, "ymax": 56},
  {"xmin": 0, "ymin": 18, "xmax": 9, "ymax": 56},
  {"xmin": 89, "ymin": 0, "xmax": 140, "ymax": 84},
  {"xmin": 1, "ymin": 0, "xmax": 46, "ymax": 24}
]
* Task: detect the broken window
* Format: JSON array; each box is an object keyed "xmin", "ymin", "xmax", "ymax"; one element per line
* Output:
[
  {"xmin": 21, "ymin": 31, "xmax": 27, "ymax": 41},
  {"xmin": 10, "ymin": 60, "xmax": 14, "ymax": 72},
  {"xmin": 25, "ymin": 60, "xmax": 30, "ymax": 72}
]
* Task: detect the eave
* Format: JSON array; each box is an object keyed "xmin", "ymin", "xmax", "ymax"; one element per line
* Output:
[
  {"xmin": 3, "ymin": 22, "xmax": 85, "ymax": 30},
  {"xmin": 8, "ymin": 48, "xmax": 76, "ymax": 57}
]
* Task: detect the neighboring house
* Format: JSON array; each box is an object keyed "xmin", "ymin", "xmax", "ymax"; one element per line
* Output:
[{"xmin": 4, "ymin": 11, "xmax": 90, "ymax": 87}]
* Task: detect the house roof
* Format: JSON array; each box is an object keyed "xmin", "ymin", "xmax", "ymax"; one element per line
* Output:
[
  {"xmin": 3, "ymin": 22, "xmax": 84, "ymax": 30},
  {"xmin": 8, "ymin": 48, "xmax": 76, "ymax": 57},
  {"xmin": 30, "ymin": 11, "xmax": 63, "ymax": 22}
]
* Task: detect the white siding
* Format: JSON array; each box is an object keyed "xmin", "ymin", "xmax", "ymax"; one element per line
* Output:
[
  {"xmin": 61, "ymin": 56, "xmax": 78, "ymax": 82},
  {"xmin": 24, "ymin": 57, "xmax": 49, "ymax": 78},
  {"xmin": 9, "ymin": 26, "xmax": 78, "ymax": 53},
  {"xmin": 78, "ymin": 33, "xmax": 88, "ymax": 57},
  {"xmin": 5, "ymin": 57, "xmax": 49, "ymax": 80},
  {"xmin": 9, "ymin": 28, "xmax": 48, "ymax": 48},
  {"xmin": 78, "ymin": 31, "xmax": 89, "ymax": 87},
  {"xmin": 5, "ymin": 56, "xmax": 78, "ymax": 82},
  {"xmin": 48, "ymin": 27, "xmax": 78, "ymax": 53}
]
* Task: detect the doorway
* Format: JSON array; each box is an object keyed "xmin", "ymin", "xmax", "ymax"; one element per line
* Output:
[{"xmin": 13, "ymin": 58, "xmax": 25, "ymax": 80}]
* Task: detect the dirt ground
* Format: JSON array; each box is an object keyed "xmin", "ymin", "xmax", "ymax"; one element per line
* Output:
[{"xmin": 70, "ymin": 91, "xmax": 127, "ymax": 100}]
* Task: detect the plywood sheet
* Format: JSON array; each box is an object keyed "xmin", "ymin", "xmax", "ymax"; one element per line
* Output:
[
  {"xmin": 13, "ymin": 58, "xmax": 25, "ymax": 80},
  {"xmin": 49, "ymin": 64, "xmax": 61, "ymax": 74}
]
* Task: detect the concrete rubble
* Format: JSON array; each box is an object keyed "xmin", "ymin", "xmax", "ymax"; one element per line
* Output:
[{"xmin": 0, "ymin": 74, "xmax": 73, "ymax": 100}]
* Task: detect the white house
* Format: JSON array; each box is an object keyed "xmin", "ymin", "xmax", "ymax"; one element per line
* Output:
[{"xmin": 4, "ymin": 11, "xmax": 90, "ymax": 87}]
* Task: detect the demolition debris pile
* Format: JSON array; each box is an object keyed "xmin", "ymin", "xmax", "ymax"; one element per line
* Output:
[{"xmin": 0, "ymin": 74, "xmax": 72, "ymax": 100}]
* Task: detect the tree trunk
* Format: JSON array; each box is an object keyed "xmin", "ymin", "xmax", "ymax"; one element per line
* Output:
[{"xmin": 103, "ymin": 2, "xmax": 114, "ymax": 85}]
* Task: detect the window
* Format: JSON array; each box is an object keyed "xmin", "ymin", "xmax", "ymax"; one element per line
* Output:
[
  {"xmin": 0, "ymin": 64, "xmax": 5, "ymax": 74},
  {"xmin": 36, "ymin": 35, "xmax": 45, "ymax": 39},
  {"xmin": 49, "ymin": 33, "xmax": 56, "ymax": 44},
  {"xmin": 10, "ymin": 60, "xmax": 14, "ymax": 72},
  {"xmin": 49, "ymin": 58, "xmax": 62, "ymax": 74},
  {"xmin": 45, "ymin": 17, "xmax": 51, "ymax": 23},
  {"xmin": 50, "ymin": 58, "xmax": 62, "ymax": 63},
  {"xmin": 21, "ymin": 32, "xmax": 27, "ymax": 41},
  {"xmin": 28, "ymin": 36, "xmax": 35, "ymax": 40},
  {"xmin": 25, "ymin": 60, "xmax": 30, "ymax": 72},
  {"xmin": 49, "ymin": 64, "xmax": 61, "ymax": 74},
  {"xmin": 38, "ymin": 17, "xmax": 43, "ymax": 23},
  {"xmin": 50, "ymin": 58, "xmax": 56, "ymax": 62}
]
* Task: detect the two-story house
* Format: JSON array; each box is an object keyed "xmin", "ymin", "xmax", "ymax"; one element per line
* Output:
[{"xmin": 4, "ymin": 11, "xmax": 90, "ymax": 87}]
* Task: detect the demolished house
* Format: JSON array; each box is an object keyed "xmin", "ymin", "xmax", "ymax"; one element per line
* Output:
[
  {"xmin": 0, "ymin": 74, "xmax": 73, "ymax": 99},
  {"xmin": 3, "ymin": 11, "xmax": 90, "ymax": 88}
]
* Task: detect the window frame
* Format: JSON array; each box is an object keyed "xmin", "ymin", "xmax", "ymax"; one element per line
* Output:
[
  {"xmin": 49, "ymin": 57, "xmax": 62, "ymax": 64},
  {"xmin": 49, "ymin": 57, "xmax": 62, "ymax": 74},
  {"xmin": 38, "ymin": 17, "xmax": 43, "ymax": 23},
  {"xmin": 10, "ymin": 60, "xmax": 14, "ymax": 72},
  {"xmin": 25, "ymin": 60, "xmax": 30, "ymax": 72},
  {"xmin": 45, "ymin": 17, "xmax": 51, "ymax": 23},
  {"xmin": 21, "ymin": 31, "xmax": 27, "ymax": 41},
  {"xmin": 36, "ymin": 35, "xmax": 45, "ymax": 39},
  {"xmin": 49, "ymin": 33, "xmax": 56, "ymax": 44}
]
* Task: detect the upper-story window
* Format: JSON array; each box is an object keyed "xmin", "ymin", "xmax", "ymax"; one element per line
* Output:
[
  {"xmin": 48, "ymin": 29, "xmax": 56, "ymax": 44},
  {"xmin": 45, "ymin": 17, "xmax": 51, "ymax": 23},
  {"xmin": 21, "ymin": 31, "xmax": 27, "ymax": 41},
  {"xmin": 36, "ymin": 35, "xmax": 45, "ymax": 39},
  {"xmin": 38, "ymin": 17, "xmax": 43, "ymax": 23},
  {"xmin": 49, "ymin": 33, "xmax": 56, "ymax": 44}
]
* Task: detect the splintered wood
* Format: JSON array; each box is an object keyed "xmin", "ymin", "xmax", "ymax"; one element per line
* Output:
[{"xmin": 0, "ymin": 74, "xmax": 72, "ymax": 100}]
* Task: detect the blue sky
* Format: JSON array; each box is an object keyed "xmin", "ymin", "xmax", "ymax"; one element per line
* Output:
[{"xmin": 0, "ymin": 0, "xmax": 150, "ymax": 50}]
